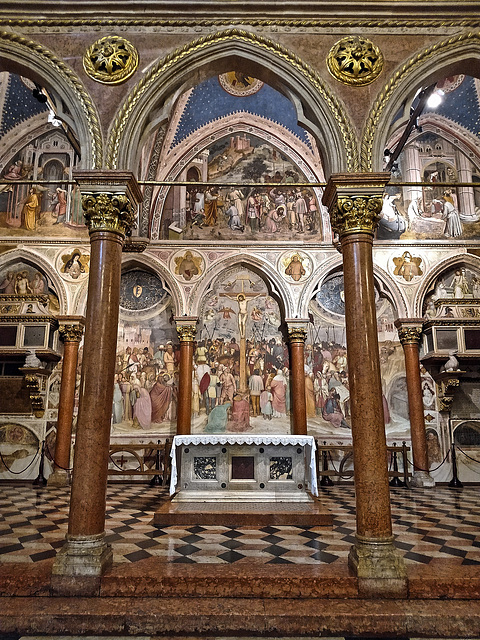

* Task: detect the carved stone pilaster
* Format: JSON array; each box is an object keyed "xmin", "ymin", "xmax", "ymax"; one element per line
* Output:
[
  {"xmin": 23, "ymin": 371, "xmax": 46, "ymax": 417},
  {"xmin": 322, "ymin": 173, "xmax": 391, "ymax": 239}
]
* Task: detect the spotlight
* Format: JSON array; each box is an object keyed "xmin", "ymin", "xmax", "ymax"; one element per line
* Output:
[{"xmin": 426, "ymin": 89, "xmax": 444, "ymax": 109}]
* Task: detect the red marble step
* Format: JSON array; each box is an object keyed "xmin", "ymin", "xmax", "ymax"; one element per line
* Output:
[
  {"xmin": 3, "ymin": 596, "xmax": 480, "ymax": 637},
  {"xmin": 152, "ymin": 499, "xmax": 333, "ymax": 526}
]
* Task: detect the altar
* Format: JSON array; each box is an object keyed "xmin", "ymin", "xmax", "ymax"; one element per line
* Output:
[
  {"xmin": 169, "ymin": 434, "xmax": 318, "ymax": 502},
  {"xmin": 154, "ymin": 434, "xmax": 331, "ymax": 526}
]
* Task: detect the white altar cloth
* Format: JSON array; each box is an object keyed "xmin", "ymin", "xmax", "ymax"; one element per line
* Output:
[{"xmin": 170, "ymin": 434, "xmax": 318, "ymax": 496}]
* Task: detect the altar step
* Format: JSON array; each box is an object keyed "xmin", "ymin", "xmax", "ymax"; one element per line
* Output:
[{"xmin": 152, "ymin": 499, "xmax": 333, "ymax": 527}]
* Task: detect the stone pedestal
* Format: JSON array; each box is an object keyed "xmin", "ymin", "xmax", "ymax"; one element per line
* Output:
[
  {"xmin": 286, "ymin": 320, "xmax": 309, "ymax": 436},
  {"xmin": 52, "ymin": 171, "xmax": 141, "ymax": 580},
  {"xmin": 175, "ymin": 317, "xmax": 198, "ymax": 436},
  {"xmin": 395, "ymin": 319, "xmax": 435, "ymax": 488},
  {"xmin": 323, "ymin": 173, "xmax": 406, "ymax": 595},
  {"xmin": 48, "ymin": 318, "xmax": 84, "ymax": 488}
]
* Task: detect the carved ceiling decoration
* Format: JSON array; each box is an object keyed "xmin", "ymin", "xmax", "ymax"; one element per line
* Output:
[
  {"xmin": 327, "ymin": 36, "xmax": 384, "ymax": 87},
  {"xmin": 83, "ymin": 35, "xmax": 139, "ymax": 85}
]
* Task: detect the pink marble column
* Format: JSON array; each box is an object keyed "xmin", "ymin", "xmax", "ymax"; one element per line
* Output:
[
  {"xmin": 323, "ymin": 173, "xmax": 406, "ymax": 596},
  {"xmin": 286, "ymin": 320, "xmax": 309, "ymax": 436},
  {"xmin": 48, "ymin": 318, "xmax": 84, "ymax": 488},
  {"xmin": 175, "ymin": 318, "xmax": 198, "ymax": 436},
  {"xmin": 395, "ymin": 319, "xmax": 434, "ymax": 488},
  {"xmin": 52, "ymin": 172, "xmax": 141, "ymax": 583}
]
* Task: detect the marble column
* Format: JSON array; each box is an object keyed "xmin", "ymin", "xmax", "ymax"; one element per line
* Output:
[
  {"xmin": 322, "ymin": 173, "xmax": 406, "ymax": 597},
  {"xmin": 457, "ymin": 151, "xmax": 476, "ymax": 220},
  {"xmin": 395, "ymin": 319, "xmax": 435, "ymax": 488},
  {"xmin": 286, "ymin": 319, "xmax": 309, "ymax": 436},
  {"xmin": 52, "ymin": 172, "xmax": 141, "ymax": 584},
  {"xmin": 48, "ymin": 318, "xmax": 85, "ymax": 488},
  {"xmin": 175, "ymin": 317, "xmax": 198, "ymax": 436}
]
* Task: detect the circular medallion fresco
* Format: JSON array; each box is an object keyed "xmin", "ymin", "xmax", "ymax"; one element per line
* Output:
[
  {"xmin": 218, "ymin": 72, "xmax": 264, "ymax": 97},
  {"xmin": 120, "ymin": 270, "xmax": 168, "ymax": 312},
  {"xmin": 280, "ymin": 251, "xmax": 312, "ymax": 283}
]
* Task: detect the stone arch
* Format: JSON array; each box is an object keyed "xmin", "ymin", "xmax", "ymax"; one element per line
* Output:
[
  {"xmin": 414, "ymin": 252, "xmax": 480, "ymax": 316},
  {"xmin": 299, "ymin": 256, "xmax": 408, "ymax": 319},
  {"xmin": 107, "ymin": 29, "xmax": 357, "ymax": 174},
  {"xmin": 0, "ymin": 30, "xmax": 102, "ymax": 168},
  {"xmin": 363, "ymin": 32, "xmax": 480, "ymax": 172},
  {"xmin": 0, "ymin": 246, "xmax": 68, "ymax": 314},
  {"xmin": 188, "ymin": 253, "xmax": 294, "ymax": 320}
]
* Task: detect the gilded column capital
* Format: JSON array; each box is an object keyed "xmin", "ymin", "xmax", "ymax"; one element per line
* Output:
[
  {"xmin": 285, "ymin": 319, "xmax": 309, "ymax": 344},
  {"xmin": 175, "ymin": 317, "xmax": 199, "ymax": 343},
  {"xmin": 394, "ymin": 318, "xmax": 424, "ymax": 346},
  {"xmin": 59, "ymin": 324, "xmax": 84, "ymax": 343},
  {"xmin": 322, "ymin": 173, "xmax": 391, "ymax": 239},
  {"xmin": 331, "ymin": 195, "xmax": 383, "ymax": 237},
  {"xmin": 73, "ymin": 170, "xmax": 142, "ymax": 238},
  {"xmin": 81, "ymin": 192, "xmax": 136, "ymax": 237}
]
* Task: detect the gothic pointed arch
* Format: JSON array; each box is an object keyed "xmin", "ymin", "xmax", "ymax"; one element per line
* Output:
[
  {"xmin": 0, "ymin": 31, "xmax": 102, "ymax": 168},
  {"xmin": 107, "ymin": 29, "xmax": 357, "ymax": 175},
  {"xmin": 362, "ymin": 32, "xmax": 480, "ymax": 172}
]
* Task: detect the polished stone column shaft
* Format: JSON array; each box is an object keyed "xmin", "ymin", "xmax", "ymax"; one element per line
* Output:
[
  {"xmin": 395, "ymin": 320, "xmax": 434, "ymax": 487},
  {"xmin": 53, "ymin": 172, "xmax": 140, "ymax": 583},
  {"xmin": 48, "ymin": 319, "xmax": 84, "ymax": 488},
  {"xmin": 286, "ymin": 321, "xmax": 309, "ymax": 435},
  {"xmin": 175, "ymin": 318, "xmax": 198, "ymax": 436},
  {"xmin": 323, "ymin": 173, "xmax": 406, "ymax": 595}
]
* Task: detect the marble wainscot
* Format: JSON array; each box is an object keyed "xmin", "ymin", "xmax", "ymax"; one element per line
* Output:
[{"xmin": 154, "ymin": 435, "xmax": 332, "ymax": 526}]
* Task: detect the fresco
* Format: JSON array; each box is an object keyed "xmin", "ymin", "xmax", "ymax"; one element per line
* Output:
[
  {"xmin": 423, "ymin": 265, "xmax": 480, "ymax": 318},
  {"xmin": 304, "ymin": 273, "xmax": 430, "ymax": 441},
  {"xmin": 383, "ymin": 75, "xmax": 480, "ymax": 242},
  {"xmin": 111, "ymin": 269, "xmax": 178, "ymax": 435},
  {"xmin": 161, "ymin": 132, "xmax": 322, "ymax": 242},
  {"xmin": 0, "ymin": 73, "xmax": 86, "ymax": 238},
  {"xmin": 193, "ymin": 268, "xmax": 288, "ymax": 434},
  {"xmin": 0, "ymin": 262, "xmax": 59, "ymax": 313}
]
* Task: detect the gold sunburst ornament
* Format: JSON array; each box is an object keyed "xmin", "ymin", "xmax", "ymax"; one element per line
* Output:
[
  {"xmin": 83, "ymin": 36, "xmax": 139, "ymax": 85},
  {"xmin": 327, "ymin": 36, "xmax": 383, "ymax": 86}
]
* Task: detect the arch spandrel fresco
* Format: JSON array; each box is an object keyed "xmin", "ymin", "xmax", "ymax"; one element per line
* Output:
[
  {"xmin": 0, "ymin": 72, "xmax": 86, "ymax": 238},
  {"xmin": 144, "ymin": 73, "xmax": 327, "ymax": 242},
  {"xmin": 382, "ymin": 74, "xmax": 480, "ymax": 242},
  {"xmin": 193, "ymin": 266, "xmax": 289, "ymax": 435}
]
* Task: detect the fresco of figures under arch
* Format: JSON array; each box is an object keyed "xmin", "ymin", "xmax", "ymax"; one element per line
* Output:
[
  {"xmin": 381, "ymin": 75, "xmax": 480, "ymax": 242},
  {"xmin": 192, "ymin": 268, "xmax": 288, "ymax": 435},
  {"xmin": 304, "ymin": 272, "xmax": 438, "ymax": 441},
  {"xmin": 0, "ymin": 73, "xmax": 86, "ymax": 238},
  {"xmin": 160, "ymin": 133, "xmax": 322, "ymax": 243},
  {"xmin": 110, "ymin": 269, "xmax": 178, "ymax": 434}
]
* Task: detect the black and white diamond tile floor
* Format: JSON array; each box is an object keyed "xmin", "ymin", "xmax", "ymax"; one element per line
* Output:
[{"xmin": 1, "ymin": 483, "xmax": 480, "ymax": 565}]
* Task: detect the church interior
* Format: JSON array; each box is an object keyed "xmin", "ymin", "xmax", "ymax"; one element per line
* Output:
[{"xmin": 2, "ymin": 0, "xmax": 480, "ymax": 637}]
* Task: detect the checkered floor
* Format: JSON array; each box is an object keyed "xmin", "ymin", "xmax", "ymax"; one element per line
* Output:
[{"xmin": 1, "ymin": 483, "xmax": 480, "ymax": 565}]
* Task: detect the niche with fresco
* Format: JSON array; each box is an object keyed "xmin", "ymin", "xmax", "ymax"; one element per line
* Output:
[
  {"xmin": 193, "ymin": 267, "xmax": 288, "ymax": 435},
  {"xmin": 111, "ymin": 269, "xmax": 178, "ymax": 434}
]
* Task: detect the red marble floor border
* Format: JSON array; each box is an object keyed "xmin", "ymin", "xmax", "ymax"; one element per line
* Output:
[{"xmin": 1, "ymin": 558, "xmax": 480, "ymax": 599}]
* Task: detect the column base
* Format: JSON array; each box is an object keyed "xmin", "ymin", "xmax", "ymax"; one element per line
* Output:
[
  {"xmin": 348, "ymin": 535, "xmax": 407, "ymax": 598},
  {"xmin": 52, "ymin": 532, "xmax": 113, "ymax": 579},
  {"xmin": 47, "ymin": 469, "xmax": 71, "ymax": 487},
  {"xmin": 410, "ymin": 470, "xmax": 435, "ymax": 488}
]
